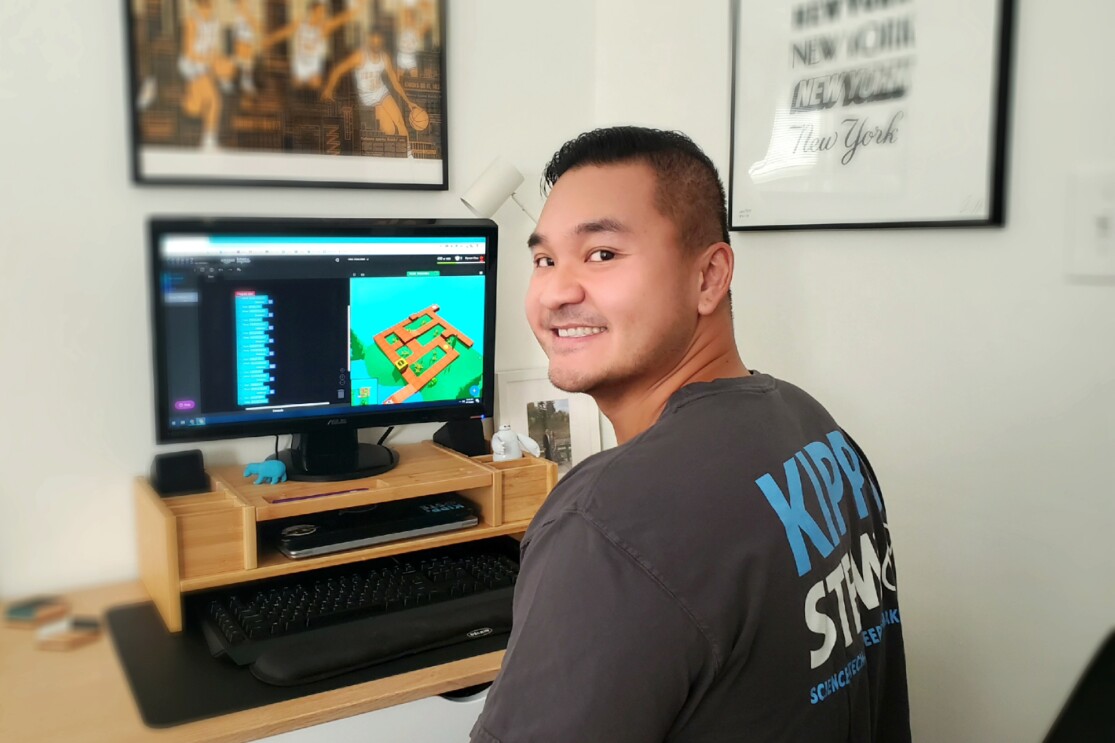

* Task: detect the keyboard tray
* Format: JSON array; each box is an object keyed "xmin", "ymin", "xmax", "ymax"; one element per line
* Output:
[{"xmin": 106, "ymin": 600, "xmax": 510, "ymax": 728}]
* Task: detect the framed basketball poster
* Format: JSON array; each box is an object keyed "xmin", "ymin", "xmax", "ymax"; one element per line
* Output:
[
  {"xmin": 124, "ymin": 0, "xmax": 447, "ymax": 189},
  {"xmin": 729, "ymin": 0, "xmax": 1014, "ymax": 230}
]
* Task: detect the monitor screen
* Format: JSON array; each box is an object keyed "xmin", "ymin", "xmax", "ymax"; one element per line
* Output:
[{"xmin": 149, "ymin": 217, "xmax": 498, "ymax": 477}]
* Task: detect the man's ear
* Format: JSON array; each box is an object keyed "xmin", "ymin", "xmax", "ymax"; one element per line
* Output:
[{"xmin": 696, "ymin": 242, "xmax": 734, "ymax": 316}]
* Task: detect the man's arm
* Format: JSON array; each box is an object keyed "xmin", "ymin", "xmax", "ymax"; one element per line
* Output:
[
  {"xmin": 261, "ymin": 23, "xmax": 294, "ymax": 49},
  {"xmin": 322, "ymin": 0, "xmax": 364, "ymax": 34},
  {"xmin": 472, "ymin": 511, "xmax": 709, "ymax": 743},
  {"xmin": 321, "ymin": 51, "xmax": 361, "ymax": 101},
  {"xmin": 382, "ymin": 56, "xmax": 415, "ymax": 109}
]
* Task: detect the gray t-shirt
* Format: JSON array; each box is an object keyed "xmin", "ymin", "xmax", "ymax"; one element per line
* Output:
[{"xmin": 472, "ymin": 374, "xmax": 910, "ymax": 742}]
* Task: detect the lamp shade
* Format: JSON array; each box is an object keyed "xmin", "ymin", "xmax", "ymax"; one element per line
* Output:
[{"xmin": 461, "ymin": 157, "xmax": 525, "ymax": 218}]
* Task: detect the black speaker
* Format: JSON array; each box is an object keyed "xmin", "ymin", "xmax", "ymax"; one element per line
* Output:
[
  {"xmin": 149, "ymin": 449, "xmax": 210, "ymax": 497},
  {"xmin": 432, "ymin": 418, "xmax": 489, "ymax": 457}
]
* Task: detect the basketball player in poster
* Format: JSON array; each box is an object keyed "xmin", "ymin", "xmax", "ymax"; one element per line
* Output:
[
  {"xmin": 321, "ymin": 29, "xmax": 428, "ymax": 158},
  {"xmin": 264, "ymin": 0, "xmax": 365, "ymax": 91},
  {"xmin": 232, "ymin": 0, "xmax": 262, "ymax": 95},
  {"xmin": 395, "ymin": 6, "xmax": 421, "ymax": 78},
  {"xmin": 177, "ymin": 0, "xmax": 236, "ymax": 150}
]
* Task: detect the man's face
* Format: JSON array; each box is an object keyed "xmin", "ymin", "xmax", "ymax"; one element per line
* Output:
[{"xmin": 527, "ymin": 162, "xmax": 700, "ymax": 396}]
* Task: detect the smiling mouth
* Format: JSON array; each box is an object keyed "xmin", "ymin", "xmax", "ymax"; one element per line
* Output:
[{"xmin": 554, "ymin": 326, "xmax": 606, "ymax": 338}]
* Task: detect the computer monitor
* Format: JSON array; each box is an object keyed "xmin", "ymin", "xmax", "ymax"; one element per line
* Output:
[{"xmin": 149, "ymin": 217, "xmax": 498, "ymax": 481}]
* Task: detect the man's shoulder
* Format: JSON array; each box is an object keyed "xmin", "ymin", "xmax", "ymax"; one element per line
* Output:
[
  {"xmin": 520, "ymin": 437, "xmax": 671, "ymax": 559},
  {"xmin": 532, "ymin": 375, "xmax": 824, "ymax": 513},
  {"xmin": 526, "ymin": 444, "xmax": 627, "ymax": 531},
  {"xmin": 664, "ymin": 373, "xmax": 831, "ymax": 423}
]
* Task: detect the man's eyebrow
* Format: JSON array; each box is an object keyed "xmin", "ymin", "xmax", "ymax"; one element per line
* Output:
[
  {"xmin": 527, "ymin": 218, "xmax": 630, "ymax": 250},
  {"xmin": 575, "ymin": 218, "xmax": 630, "ymax": 237}
]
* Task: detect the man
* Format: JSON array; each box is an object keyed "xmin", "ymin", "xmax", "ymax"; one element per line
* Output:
[
  {"xmin": 231, "ymin": 0, "xmax": 262, "ymax": 95},
  {"xmin": 321, "ymin": 30, "xmax": 421, "ymax": 158},
  {"xmin": 471, "ymin": 127, "xmax": 910, "ymax": 742},
  {"xmin": 395, "ymin": 6, "xmax": 422, "ymax": 78},
  {"xmin": 177, "ymin": 0, "xmax": 235, "ymax": 150},
  {"xmin": 264, "ymin": 0, "xmax": 364, "ymax": 90},
  {"xmin": 541, "ymin": 427, "xmax": 556, "ymax": 463}
]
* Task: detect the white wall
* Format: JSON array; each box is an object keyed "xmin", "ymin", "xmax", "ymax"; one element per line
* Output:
[
  {"xmin": 0, "ymin": 0, "xmax": 586, "ymax": 595},
  {"xmin": 596, "ymin": 1, "xmax": 1114, "ymax": 742},
  {"xmin": 4, "ymin": 1, "xmax": 1114, "ymax": 741}
]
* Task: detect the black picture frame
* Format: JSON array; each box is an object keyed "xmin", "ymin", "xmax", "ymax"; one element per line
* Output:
[
  {"xmin": 124, "ymin": 0, "xmax": 449, "ymax": 190},
  {"xmin": 728, "ymin": 0, "xmax": 1015, "ymax": 230}
]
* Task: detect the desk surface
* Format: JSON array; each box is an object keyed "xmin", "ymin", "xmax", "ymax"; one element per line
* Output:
[{"xmin": 0, "ymin": 582, "xmax": 504, "ymax": 742}]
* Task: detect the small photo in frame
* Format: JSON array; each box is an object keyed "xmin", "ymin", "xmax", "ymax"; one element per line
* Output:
[{"xmin": 496, "ymin": 369, "xmax": 602, "ymax": 478}]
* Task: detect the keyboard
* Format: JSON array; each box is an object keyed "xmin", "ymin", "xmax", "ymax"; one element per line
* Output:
[{"xmin": 194, "ymin": 538, "xmax": 519, "ymax": 686}]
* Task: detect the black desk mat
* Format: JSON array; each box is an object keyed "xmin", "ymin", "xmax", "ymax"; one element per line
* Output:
[{"xmin": 106, "ymin": 601, "xmax": 507, "ymax": 728}]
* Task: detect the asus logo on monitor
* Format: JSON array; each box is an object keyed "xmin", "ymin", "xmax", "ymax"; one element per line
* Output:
[{"xmin": 326, "ymin": 418, "xmax": 348, "ymax": 426}]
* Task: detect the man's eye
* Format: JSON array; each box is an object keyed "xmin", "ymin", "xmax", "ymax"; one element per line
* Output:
[
  {"xmin": 588, "ymin": 249, "xmax": 616, "ymax": 262},
  {"xmin": 533, "ymin": 256, "xmax": 555, "ymax": 268}
]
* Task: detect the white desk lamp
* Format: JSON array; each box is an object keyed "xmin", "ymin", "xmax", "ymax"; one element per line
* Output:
[{"xmin": 461, "ymin": 157, "xmax": 538, "ymax": 223}]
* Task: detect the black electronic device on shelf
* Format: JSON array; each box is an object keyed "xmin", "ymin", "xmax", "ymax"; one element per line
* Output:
[
  {"xmin": 262, "ymin": 493, "xmax": 480, "ymax": 559},
  {"xmin": 148, "ymin": 217, "xmax": 498, "ymax": 480}
]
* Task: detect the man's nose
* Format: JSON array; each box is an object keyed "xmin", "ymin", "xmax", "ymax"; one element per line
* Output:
[{"xmin": 536, "ymin": 263, "xmax": 586, "ymax": 310}]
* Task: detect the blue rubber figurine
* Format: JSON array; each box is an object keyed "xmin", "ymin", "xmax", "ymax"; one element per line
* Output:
[{"xmin": 244, "ymin": 460, "xmax": 287, "ymax": 485}]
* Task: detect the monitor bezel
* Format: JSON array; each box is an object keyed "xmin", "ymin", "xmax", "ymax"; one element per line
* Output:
[{"xmin": 149, "ymin": 216, "xmax": 498, "ymax": 445}]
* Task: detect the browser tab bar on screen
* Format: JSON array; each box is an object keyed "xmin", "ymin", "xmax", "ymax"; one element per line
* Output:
[{"xmin": 163, "ymin": 236, "xmax": 486, "ymax": 257}]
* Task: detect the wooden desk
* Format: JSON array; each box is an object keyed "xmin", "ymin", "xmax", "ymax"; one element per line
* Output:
[{"xmin": 0, "ymin": 582, "xmax": 504, "ymax": 742}]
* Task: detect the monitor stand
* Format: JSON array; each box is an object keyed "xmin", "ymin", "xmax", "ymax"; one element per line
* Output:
[{"xmin": 275, "ymin": 429, "xmax": 398, "ymax": 482}]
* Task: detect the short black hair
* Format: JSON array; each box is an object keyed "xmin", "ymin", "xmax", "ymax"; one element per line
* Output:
[{"xmin": 542, "ymin": 126, "xmax": 730, "ymax": 250}]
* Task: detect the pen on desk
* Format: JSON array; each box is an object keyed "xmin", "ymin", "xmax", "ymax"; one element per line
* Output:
[{"xmin": 267, "ymin": 487, "xmax": 370, "ymax": 504}]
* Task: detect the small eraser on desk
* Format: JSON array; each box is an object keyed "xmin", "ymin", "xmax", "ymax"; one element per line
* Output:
[{"xmin": 35, "ymin": 615, "xmax": 101, "ymax": 651}]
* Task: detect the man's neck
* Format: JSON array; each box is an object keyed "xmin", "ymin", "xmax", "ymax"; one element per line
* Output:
[{"xmin": 595, "ymin": 325, "xmax": 749, "ymax": 445}]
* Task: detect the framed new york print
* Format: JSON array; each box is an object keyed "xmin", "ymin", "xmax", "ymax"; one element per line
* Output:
[
  {"xmin": 729, "ymin": 0, "xmax": 1014, "ymax": 229},
  {"xmin": 125, "ymin": 0, "xmax": 447, "ymax": 189}
]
